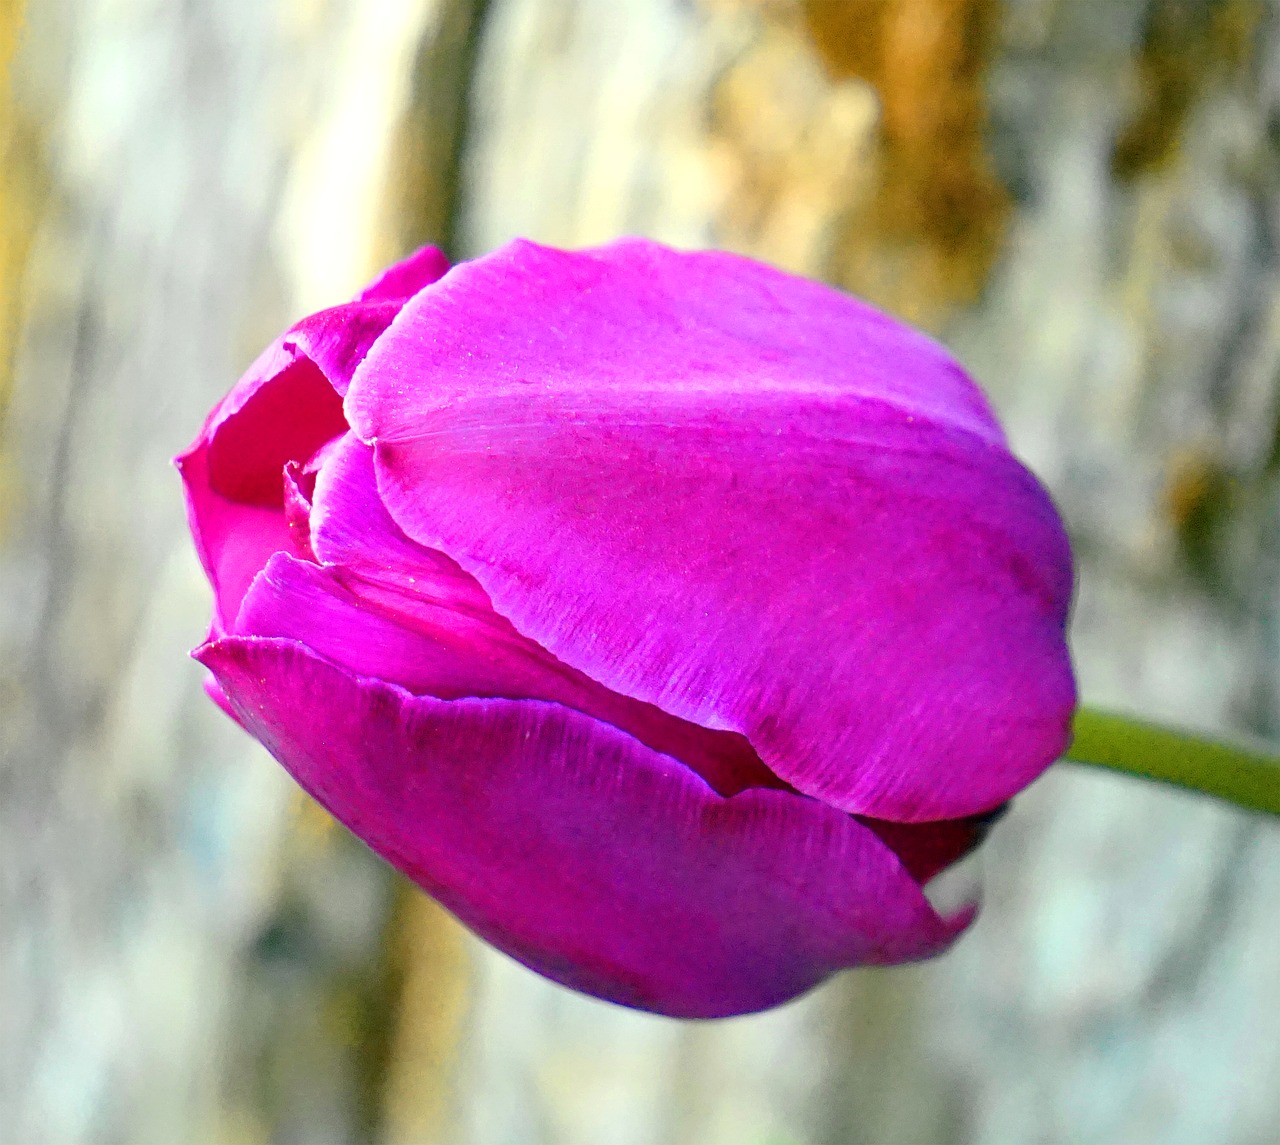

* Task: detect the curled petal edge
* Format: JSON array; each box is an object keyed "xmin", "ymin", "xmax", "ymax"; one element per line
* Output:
[{"xmin": 197, "ymin": 635, "xmax": 973, "ymax": 1018}]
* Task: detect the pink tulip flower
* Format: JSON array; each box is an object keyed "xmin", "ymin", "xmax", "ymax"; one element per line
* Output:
[{"xmin": 179, "ymin": 238, "xmax": 1075, "ymax": 1018}]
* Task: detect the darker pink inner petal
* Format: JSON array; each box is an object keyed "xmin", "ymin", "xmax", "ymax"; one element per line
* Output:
[
  {"xmin": 181, "ymin": 245, "xmax": 451, "ymax": 638},
  {"xmin": 282, "ymin": 461, "xmax": 317, "ymax": 562},
  {"xmin": 206, "ymin": 356, "xmax": 347, "ymax": 506},
  {"xmin": 176, "ymin": 443, "xmax": 295, "ymax": 632},
  {"xmin": 855, "ymin": 805, "xmax": 1007, "ymax": 885}
]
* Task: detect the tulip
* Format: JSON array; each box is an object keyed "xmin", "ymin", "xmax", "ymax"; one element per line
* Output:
[{"xmin": 179, "ymin": 238, "xmax": 1076, "ymax": 1018}]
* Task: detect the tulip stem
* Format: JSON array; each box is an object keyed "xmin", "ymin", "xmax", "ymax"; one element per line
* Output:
[{"xmin": 1065, "ymin": 706, "xmax": 1280, "ymax": 818}]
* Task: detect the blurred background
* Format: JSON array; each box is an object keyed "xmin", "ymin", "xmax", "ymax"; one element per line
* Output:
[{"xmin": 3, "ymin": 0, "xmax": 1280, "ymax": 1142}]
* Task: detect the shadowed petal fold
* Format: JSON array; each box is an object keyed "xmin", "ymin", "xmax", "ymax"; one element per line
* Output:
[
  {"xmin": 197, "ymin": 637, "xmax": 971, "ymax": 1017},
  {"xmin": 245, "ymin": 434, "xmax": 787, "ymax": 796}
]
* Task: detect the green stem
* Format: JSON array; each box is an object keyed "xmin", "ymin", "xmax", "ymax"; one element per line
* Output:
[{"xmin": 1066, "ymin": 706, "xmax": 1280, "ymax": 818}]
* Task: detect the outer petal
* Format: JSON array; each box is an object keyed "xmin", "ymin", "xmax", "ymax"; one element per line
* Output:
[
  {"xmin": 176, "ymin": 246, "xmax": 448, "ymax": 627},
  {"xmin": 286, "ymin": 245, "xmax": 449, "ymax": 396},
  {"xmin": 346, "ymin": 239, "xmax": 1077, "ymax": 822},
  {"xmin": 346, "ymin": 238, "xmax": 1004, "ymax": 445},
  {"xmin": 353, "ymin": 244, "xmax": 451, "ymax": 303},
  {"xmin": 245, "ymin": 434, "xmax": 783, "ymax": 796},
  {"xmin": 197, "ymin": 637, "xmax": 971, "ymax": 1017},
  {"xmin": 176, "ymin": 443, "xmax": 294, "ymax": 633}
]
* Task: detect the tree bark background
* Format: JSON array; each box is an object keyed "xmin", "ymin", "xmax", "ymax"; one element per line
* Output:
[{"xmin": 2, "ymin": 1, "xmax": 1279, "ymax": 1143}]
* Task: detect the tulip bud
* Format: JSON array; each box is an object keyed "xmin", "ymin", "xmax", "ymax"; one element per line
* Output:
[{"xmin": 179, "ymin": 239, "xmax": 1075, "ymax": 1017}]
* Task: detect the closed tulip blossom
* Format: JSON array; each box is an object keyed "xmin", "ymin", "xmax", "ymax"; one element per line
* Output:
[{"xmin": 179, "ymin": 238, "xmax": 1076, "ymax": 1018}]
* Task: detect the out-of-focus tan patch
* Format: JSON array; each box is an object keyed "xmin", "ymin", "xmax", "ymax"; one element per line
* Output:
[
  {"xmin": 376, "ymin": 0, "xmax": 491, "ymax": 265},
  {"xmin": 379, "ymin": 885, "xmax": 471, "ymax": 1145},
  {"xmin": 802, "ymin": 0, "xmax": 1010, "ymax": 328},
  {"xmin": 288, "ymin": 787, "xmax": 340, "ymax": 850},
  {"xmin": 1162, "ymin": 444, "xmax": 1238, "ymax": 584},
  {"xmin": 1112, "ymin": 0, "xmax": 1262, "ymax": 181},
  {"xmin": 707, "ymin": 11, "xmax": 880, "ymax": 280},
  {"xmin": 1, "ymin": 0, "xmax": 42, "ymax": 539},
  {"xmin": 707, "ymin": 0, "xmax": 1008, "ymax": 329},
  {"xmin": 0, "ymin": 0, "xmax": 21, "ymax": 73},
  {"xmin": 1, "ymin": 0, "xmax": 33, "ymax": 384},
  {"xmin": 215, "ymin": 1107, "xmax": 271, "ymax": 1145},
  {"xmin": 1165, "ymin": 446, "xmax": 1222, "ymax": 529}
]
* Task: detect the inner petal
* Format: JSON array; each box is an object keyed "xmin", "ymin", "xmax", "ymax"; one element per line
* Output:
[
  {"xmin": 854, "ymin": 804, "xmax": 1008, "ymax": 885},
  {"xmin": 235, "ymin": 434, "xmax": 784, "ymax": 797},
  {"xmin": 206, "ymin": 356, "xmax": 347, "ymax": 506},
  {"xmin": 270, "ymin": 431, "xmax": 1005, "ymax": 877}
]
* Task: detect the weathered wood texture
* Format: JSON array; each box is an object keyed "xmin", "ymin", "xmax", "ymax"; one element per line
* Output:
[
  {"xmin": 0, "ymin": 2, "xmax": 446, "ymax": 1141},
  {"xmin": 3, "ymin": 1, "xmax": 1279, "ymax": 1143},
  {"xmin": 443, "ymin": 7, "xmax": 1280, "ymax": 1145}
]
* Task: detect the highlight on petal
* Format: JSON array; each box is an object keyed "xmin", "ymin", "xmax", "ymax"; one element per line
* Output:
[
  {"xmin": 346, "ymin": 238, "xmax": 1005, "ymax": 446},
  {"xmin": 198, "ymin": 637, "xmax": 971, "ymax": 1018},
  {"xmin": 346, "ymin": 238, "xmax": 1076, "ymax": 824}
]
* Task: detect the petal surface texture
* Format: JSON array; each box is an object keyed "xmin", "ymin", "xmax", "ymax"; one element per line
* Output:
[
  {"xmin": 198, "ymin": 638, "xmax": 970, "ymax": 1017},
  {"xmin": 238, "ymin": 432, "xmax": 784, "ymax": 796},
  {"xmin": 346, "ymin": 239, "xmax": 1077, "ymax": 822}
]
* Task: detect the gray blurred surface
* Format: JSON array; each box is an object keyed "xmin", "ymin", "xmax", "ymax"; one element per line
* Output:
[
  {"xmin": 2, "ymin": 1, "xmax": 1279, "ymax": 1143},
  {"xmin": 0, "ymin": 1, "xmax": 430, "ymax": 1140}
]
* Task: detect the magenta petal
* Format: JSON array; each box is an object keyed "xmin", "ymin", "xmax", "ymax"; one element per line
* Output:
[
  {"xmin": 236, "ymin": 550, "xmax": 521, "ymax": 700},
  {"xmin": 353, "ymin": 244, "xmax": 450, "ymax": 303},
  {"xmin": 345, "ymin": 239, "xmax": 1076, "ymax": 822},
  {"xmin": 271, "ymin": 247, "xmax": 448, "ymax": 397},
  {"xmin": 239, "ymin": 542, "xmax": 782, "ymax": 797},
  {"xmin": 176, "ymin": 444, "xmax": 292, "ymax": 632},
  {"xmin": 346, "ymin": 238, "xmax": 1005, "ymax": 445},
  {"xmin": 284, "ymin": 247, "xmax": 448, "ymax": 394},
  {"xmin": 186, "ymin": 243, "xmax": 449, "ymax": 510},
  {"xmin": 301, "ymin": 432, "xmax": 783, "ymax": 794},
  {"xmin": 281, "ymin": 462, "xmax": 317, "ymax": 561},
  {"xmin": 309, "ymin": 432, "xmax": 494, "ymax": 614},
  {"xmin": 176, "ymin": 248, "xmax": 450, "ymax": 627},
  {"xmin": 202, "ymin": 672, "xmax": 243, "ymax": 726},
  {"xmin": 198, "ymin": 637, "xmax": 970, "ymax": 1017},
  {"xmin": 284, "ymin": 304, "xmax": 403, "ymax": 399},
  {"xmin": 205, "ymin": 356, "xmax": 347, "ymax": 506},
  {"xmin": 175, "ymin": 347, "xmax": 341, "ymax": 628}
]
